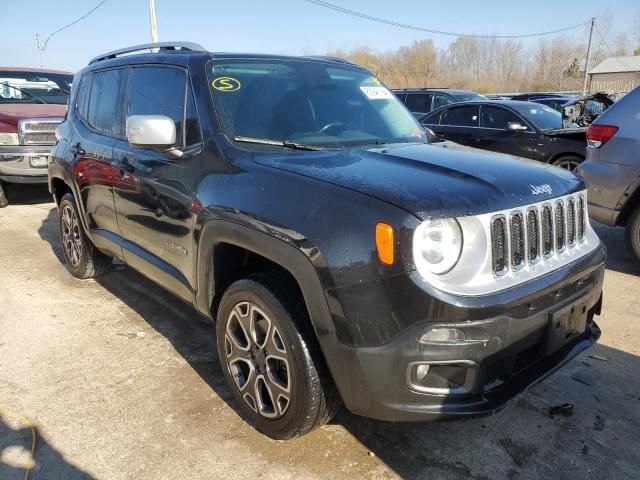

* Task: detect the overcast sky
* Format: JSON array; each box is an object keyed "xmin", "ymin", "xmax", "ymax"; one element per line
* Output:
[{"xmin": 2, "ymin": 0, "xmax": 639, "ymax": 72}]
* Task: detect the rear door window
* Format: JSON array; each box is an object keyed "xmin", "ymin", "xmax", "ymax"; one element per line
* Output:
[
  {"xmin": 481, "ymin": 106, "xmax": 521, "ymax": 129},
  {"xmin": 87, "ymin": 68, "xmax": 126, "ymax": 137},
  {"xmin": 127, "ymin": 66, "xmax": 187, "ymax": 146},
  {"xmin": 441, "ymin": 105, "xmax": 480, "ymax": 127},
  {"xmin": 75, "ymin": 74, "xmax": 92, "ymax": 121},
  {"xmin": 404, "ymin": 93, "xmax": 431, "ymax": 114},
  {"xmin": 432, "ymin": 93, "xmax": 454, "ymax": 110}
]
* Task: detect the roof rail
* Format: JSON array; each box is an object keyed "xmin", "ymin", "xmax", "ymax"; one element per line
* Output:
[{"xmin": 89, "ymin": 42, "xmax": 207, "ymax": 65}]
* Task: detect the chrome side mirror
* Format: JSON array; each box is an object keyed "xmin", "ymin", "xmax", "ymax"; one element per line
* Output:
[
  {"xmin": 126, "ymin": 115, "xmax": 182, "ymax": 158},
  {"xmin": 506, "ymin": 122, "xmax": 528, "ymax": 132}
]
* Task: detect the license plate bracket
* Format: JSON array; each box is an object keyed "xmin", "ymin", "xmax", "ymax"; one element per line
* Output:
[{"xmin": 544, "ymin": 300, "xmax": 589, "ymax": 356}]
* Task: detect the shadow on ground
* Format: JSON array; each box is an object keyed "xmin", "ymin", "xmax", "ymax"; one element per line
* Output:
[
  {"xmin": 35, "ymin": 207, "xmax": 640, "ymax": 479},
  {"xmin": 3, "ymin": 184, "xmax": 51, "ymax": 206},
  {"xmin": 0, "ymin": 413, "xmax": 93, "ymax": 480},
  {"xmin": 592, "ymin": 222, "xmax": 640, "ymax": 276}
]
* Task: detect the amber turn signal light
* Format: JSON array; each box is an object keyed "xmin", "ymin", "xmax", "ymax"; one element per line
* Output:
[{"xmin": 376, "ymin": 223, "xmax": 395, "ymax": 265}]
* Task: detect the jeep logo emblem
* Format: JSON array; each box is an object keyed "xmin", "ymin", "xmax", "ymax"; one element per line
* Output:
[{"xmin": 530, "ymin": 184, "xmax": 553, "ymax": 195}]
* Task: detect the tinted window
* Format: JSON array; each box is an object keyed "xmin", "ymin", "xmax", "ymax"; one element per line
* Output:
[
  {"xmin": 75, "ymin": 74, "xmax": 92, "ymax": 120},
  {"xmin": 481, "ymin": 106, "xmax": 521, "ymax": 129},
  {"xmin": 128, "ymin": 67, "xmax": 186, "ymax": 146},
  {"xmin": 421, "ymin": 110, "xmax": 442, "ymax": 125},
  {"xmin": 441, "ymin": 105, "xmax": 480, "ymax": 127},
  {"xmin": 510, "ymin": 103, "xmax": 562, "ymax": 129},
  {"xmin": 404, "ymin": 93, "xmax": 431, "ymax": 113},
  {"xmin": 207, "ymin": 60, "xmax": 425, "ymax": 148},
  {"xmin": 432, "ymin": 94, "xmax": 453, "ymax": 110},
  {"xmin": 87, "ymin": 69, "xmax": 125, "ymax": 136},
  {"xmin": 185, "ymin": 85, "xmax": 201, "ymax": 146}
]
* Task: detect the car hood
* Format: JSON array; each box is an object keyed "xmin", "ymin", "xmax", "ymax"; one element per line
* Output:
[
  {"xmin": 0, "ymin": 104, "xmax": 66, "ymax": 125},
  {"xmin": 255, "ymin": 142, "xmax": 584, "ymax": 219}
]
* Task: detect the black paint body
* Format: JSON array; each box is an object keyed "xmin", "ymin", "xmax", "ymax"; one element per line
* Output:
[
  {"xmin": 421, "ymin": 100, "xmax": 588, "ymax": 165},
  {"xmin": 49, "ymin": 51, "xmax": 604, "ymax": 421}
]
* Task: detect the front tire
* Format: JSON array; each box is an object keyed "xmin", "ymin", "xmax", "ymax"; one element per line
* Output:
[
  {"xmin": 216, "ymin": 275, "xmax": 338, "ymax": 439},
  {"xmin": 626, "ymin": 205, "xmax": 640, "ymax": 265},
  {"xmin": 58, "ymin": 192, "xmax": 112, "ymax": 278},
  {"xmin": 0, "ymin": 181, "xmax": 8, "ymax": 208}
]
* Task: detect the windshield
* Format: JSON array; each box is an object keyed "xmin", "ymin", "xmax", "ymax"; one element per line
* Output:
[
  {"xmin": 510, "ymin": 103, "xmax": 563, "ymax": 129},
  {"xmin": 207, "ymin": 59, "xmax": 425, "ymax": 148},
  {"xmin": 0, "ymin": 71, "xmax": 72, "ymax": 105}
]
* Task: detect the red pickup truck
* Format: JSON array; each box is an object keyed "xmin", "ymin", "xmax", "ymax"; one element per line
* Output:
[{"xmin": 0, "ymin": 67, "xmax": 72, "ymax": 207}]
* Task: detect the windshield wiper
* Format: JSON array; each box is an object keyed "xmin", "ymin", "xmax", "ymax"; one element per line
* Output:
[
  {"xmin": 234, "ymin": 136, "xmax": 325, "ymax": 151},
  {"xmin": 1, "ymin": 84, "xmax": 48, "ymax": 104}
]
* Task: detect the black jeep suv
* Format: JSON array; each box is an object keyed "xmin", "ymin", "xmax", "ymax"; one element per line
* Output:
[{"xmin": 49, "ymin": 43, "xmax": 605, "ymax": 439}]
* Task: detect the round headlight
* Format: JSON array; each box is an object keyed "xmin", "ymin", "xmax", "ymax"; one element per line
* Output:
[{"xmin": 413, "ymin": 218, "xmax": 463, "ymax": 275}]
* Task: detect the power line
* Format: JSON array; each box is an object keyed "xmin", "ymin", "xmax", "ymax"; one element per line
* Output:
[
  {"xmin": 38, "ymin": 0, "xmax": 109, "ymax": 52},
  {"xmin": 302, "ymin": 0, "xmax": 590, "ymax": 39}
]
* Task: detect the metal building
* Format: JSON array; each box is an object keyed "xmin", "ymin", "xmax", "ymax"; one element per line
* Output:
[{"xmin": 588, "ymin": 56, "xmax": 640, "ymax": 96}]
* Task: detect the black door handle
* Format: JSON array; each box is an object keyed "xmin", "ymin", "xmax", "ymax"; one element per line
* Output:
[
  {"xmin": 70, "ymin": 142, "xmax": 85, "ymax": 156},
  {"xmin": 120, "ymin": 157, "xmax": 135, "ymax": 173}
]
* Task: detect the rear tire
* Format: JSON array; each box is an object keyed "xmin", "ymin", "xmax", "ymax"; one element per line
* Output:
[
  {"xmin": 552, "ymin": 155, "xmax": 582, "ymax": 172},
  {"xmin": 625, "ymin": 205, "xmax": 640, "ymax": 265},
  {"xmin": 216, "ymin": 274, "xmax": 339, "ymax": 439},
  {"xmin": 0, "ymin": 181, "xmax": 8, "ymax": 208},
  {"xmin": 58, "ymin": 192, "xmax": 112, "ymax": 278}
]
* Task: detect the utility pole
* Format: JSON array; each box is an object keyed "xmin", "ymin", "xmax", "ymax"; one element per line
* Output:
[
  {"xmin": 149, "ymin": 0, "xmax": 159, "ymax": 43},
  {"xmin": 35, "ymin": 34, "xmax": 44, "ymax": 68},
  {"xmin": 582, "ymin": 17, "xmax": 595, "ymax": 95}
]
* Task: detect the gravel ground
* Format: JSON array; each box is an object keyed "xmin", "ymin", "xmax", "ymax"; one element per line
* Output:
[{"xmin": 1, "ymin": 185, "xmax": 639, "ymax": 480}]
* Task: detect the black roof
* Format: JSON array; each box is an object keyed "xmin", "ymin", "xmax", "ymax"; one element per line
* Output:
[{"xmin": 82, "ymin": 44, "xmax": 365, "ymax": 74}]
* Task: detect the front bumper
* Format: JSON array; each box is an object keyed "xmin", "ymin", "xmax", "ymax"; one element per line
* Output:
[
  {"xmin": 328, "ymin": 245, "xmax": 605, "ymax": 422},
  {"xmin": 0, "ymin": 145, "xmax": 51, "ymax": 183}
]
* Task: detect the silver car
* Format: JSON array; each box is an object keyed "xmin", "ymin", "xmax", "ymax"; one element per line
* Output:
[{"xmin": 577, "ymin": 85, "xmax": 640, "ymax": 263}]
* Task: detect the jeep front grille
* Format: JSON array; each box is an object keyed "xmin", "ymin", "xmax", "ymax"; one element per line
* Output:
[
  {"xmin": 18, "ymin": 118, "xmax": 63, "ymax": 146},
  {"xmin": 490, "ymin": 193, "xmax": 587, "ymax": 276},
  {"xmin": 510, "ymin": 212, "xmax": 525, "ymax": 270},
  {"xmin": 491, "ymin": 216, "xmax": 508, "ymax": 275},
  {"xmin": 526, "ymin": 209, "xmax": 539, "ymax": 263}
]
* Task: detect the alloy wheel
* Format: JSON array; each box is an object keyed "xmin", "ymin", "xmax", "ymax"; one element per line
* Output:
[
  {"xmin": 555, "ymin": 159, "xmax": 580, "ymax": 171},
  {"xmin": 61, "ymin": 203, "xmax": 83, "ymax": 267},
  {"xmin": 224, "ymin": 301, "xmax": 292, "ymax": 419}
]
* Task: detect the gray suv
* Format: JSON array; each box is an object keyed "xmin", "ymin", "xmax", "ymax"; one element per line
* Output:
[{"xmin": 577, "ymin": 86, "xmax": 640, "ymax": 263}]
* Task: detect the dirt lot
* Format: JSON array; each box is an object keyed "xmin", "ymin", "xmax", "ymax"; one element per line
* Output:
[{"xmin": 1, "ymin": 185, "xmax": 639, "ymax": 480}]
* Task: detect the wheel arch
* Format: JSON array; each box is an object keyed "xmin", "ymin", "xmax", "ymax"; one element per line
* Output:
[
  {"xmin": 195, "ymin": 219, "xmax": 351, "ymax": 403},
  {"xmin": 195, "ymin": 220, "xmax": 334, "ymax": 336},
  {"xmin": 50, "ymin": 176, "xmax": 73, "ymax": 205},
  {"xmin": 616, "ymin": 181, "xmax": 640, "ymax": 227}
]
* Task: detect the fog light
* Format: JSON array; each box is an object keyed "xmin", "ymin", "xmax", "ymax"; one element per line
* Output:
[
  {"xmin": 419, "ymin": 327, "xmax": 466, "ymax": 344},
  {"xmin": 416, "ymin": 364, "xmax": 430, "ymax": 380},
  {"xmin": 406, "ymin": 361, "xmax": 478, "ymax": 395}
]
